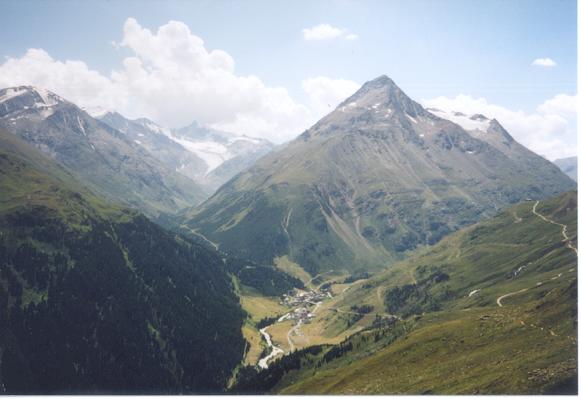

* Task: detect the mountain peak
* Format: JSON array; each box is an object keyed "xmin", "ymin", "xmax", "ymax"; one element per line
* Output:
[
  {"xmin": 363, "ymin": 74, "xmax": 397, "ymax": 89},
  {"xmin": 0, "ymin": 86, "xmax": 64, "ymax": 107},
  {"xmin": 0, "ymin": 86, "xmax": 68, "ymax": 120},
  {"xmin": 334, "ymin": 74, "xmax": 425, "ymax": 118}
]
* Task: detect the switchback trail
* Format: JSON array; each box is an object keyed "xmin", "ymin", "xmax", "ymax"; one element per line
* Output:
[
  {"xmin": 495, "ymin": 201, "xmax": 577, "ymax": 307},
  {"xmin": 532, "ymin": 200, "xmax": 578, "ymax": 255},
  {"xmin": 180, "ymin": 225, "xmax": 220, "ymax": 251},
  {"xmin": 307, "ymin": 270, "xmax": 334, "ymax": 288},
  {"xmin": 497, "ymin": 273, "xmax": 564, "ymax": 307}
]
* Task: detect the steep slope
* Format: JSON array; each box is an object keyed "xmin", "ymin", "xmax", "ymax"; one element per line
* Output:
[
  {"xmin": 235, "ymin": 192, "xmax": 577, "ymax": 394},
  {"xmin": 185, "ymin": 76, "xmax": 575, "ymax": 274},
  {"xmin": 97, "ymin": 112, "xmax": 209, "ymax": 190},
  {"xmin": 554, "ymin": 156, "xmax": 577, "ymax": 182},
  {"xmin": 98, "ymin": 113, "xmax": 274, "ymax": 193},
  {"xmin": 0, "ymin": 130, "xmax": 245, "ymax": 393},
  {"xmin": 0, "ymin": 86, "xmax": 205, "ymax": 219}
]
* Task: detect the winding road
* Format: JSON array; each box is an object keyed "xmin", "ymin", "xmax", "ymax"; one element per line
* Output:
[
  {"xmin": 532, "ymin": 200, "xmax": 577, "ymax": 255},
  {"xmin": 495, "ymin": 201, "xmax": 577, "ymax": 307}
]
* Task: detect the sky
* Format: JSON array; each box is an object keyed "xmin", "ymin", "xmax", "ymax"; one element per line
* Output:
[{"xmin": 0, "ymin": 0, "xmax": 577, "ymax": 159}]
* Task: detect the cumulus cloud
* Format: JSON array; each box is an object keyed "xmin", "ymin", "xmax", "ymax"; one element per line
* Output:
[
  {"xmin": 302, "ymin": 24, "xmax": 358, "ymax": 41},
  {"xmin": 531, "ymin": 57, "xmax": 557, "ymax": 67},
  {"xmin": 302, "ymin": 76, "xmax": 359, "ymax": 117},
  {"xmin": 0, "ymin": 48, "xmax": 123, "ymax": 112},
  {"xmin": 0, "ymin": 18, "xmax": 359, "ymax": 143},
  {"xmin": 422, "ymin": 94, "xmax": 577, "ymax": 160}
]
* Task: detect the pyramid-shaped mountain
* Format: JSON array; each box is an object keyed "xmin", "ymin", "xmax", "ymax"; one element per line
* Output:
[{"xmin": 184, "ymin": 76, "xmax": 575, "ymax": 274}]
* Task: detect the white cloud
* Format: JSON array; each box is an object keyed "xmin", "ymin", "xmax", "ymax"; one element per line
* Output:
[
  {"xmin": 0, "ymin": 18, "xmax": 338, "ymax": 143},
  {"xmin": 0, "ymin": 48, "xmax": 122, "ymax": 112},
  {"xmin": 531, "ymin": 57, "xmax": 557, "ymax": 67},
  {"xmin": 422, "ymin": 94, "xmax": 577, "ymax": 160},
  {"xmin": 302, "ymin": 24, "xmax": 357, "ymax": 41},
  {"xmin": 302, "ymin": 76, "xmax": 359, "ymax": 117}
]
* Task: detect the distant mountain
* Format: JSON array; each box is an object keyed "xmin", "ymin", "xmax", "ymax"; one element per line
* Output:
[
  {"xmin": 97, "ymin": 111, "xmax": 210, "ymax": 190},
  {"xmin": 0, "ymin": 130, "xmax": 246, "ymax": 393},
  {"xmin": 97, "ymin": 113, "xmax": 275, "ymax": 193},
  {"xmin": 0, "ymin": 86, "xmax": 205, "ymax": 220},
  {"xmin": 184, "ymin": 75, "xmax": 575, "ymax": 275},
  {"xmin": 553, "ymin": 156, "xmax": 577, "ymax": 181},
  {"xmin": 170, "ymin": 121, "xmax": 275, "ymax": 192}
]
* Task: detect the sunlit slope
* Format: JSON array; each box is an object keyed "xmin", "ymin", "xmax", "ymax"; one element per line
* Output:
[
  {"xmin": 235, "ymin": 192, "xmax": 577, "ymax": 394},
  {"xmin": 185, "ymin": 76, "xmax": 574, "ymax": 275}
]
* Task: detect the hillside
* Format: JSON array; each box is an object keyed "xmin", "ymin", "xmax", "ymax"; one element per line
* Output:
[
  {"xmin": 234, "ymin": 191, "xmax": 577, "ymax": 394},
  {"xmin": 0, "ymin": 86, "xmax": 206, "ymax": 220},
  {"xmin": 184, "ymin": 75, "xmax": 575, "ymax": 274},
  {"xmin": 0, "ymin": 131, "xmax": 246, "ymax": 393}
]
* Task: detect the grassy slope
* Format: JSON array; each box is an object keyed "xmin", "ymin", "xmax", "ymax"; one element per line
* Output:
[
  {"xmin": 242, "ymin": 192, "xmax": 577, "ymax": 394},
  {"xmin": 281, "ymin": 293, "xmax": 576, "ymax": 394},
  {"xmin": 0, "ymin": 132, "xmax": 246, "ymax": 393}
]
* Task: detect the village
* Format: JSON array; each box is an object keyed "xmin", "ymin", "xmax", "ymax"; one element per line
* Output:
[{"xmin": 277, "ymin": 286, "xmax": 334, "ymax": 324}]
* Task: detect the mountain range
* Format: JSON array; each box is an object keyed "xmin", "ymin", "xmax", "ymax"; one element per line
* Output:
[
  {"xmin": 95, "ymin": 111, "xmax": 274, "ymax": 194},
  {"xmin": 183, "ymin": 75, "xmax": 575, "ymax": 275},
  {"xmin": 0, "ymin": 86, "xmax": 206, "ymax": 220},
  {"xmin": 0, "ymin": 74, "xmax": 576, "ymax": 394}
]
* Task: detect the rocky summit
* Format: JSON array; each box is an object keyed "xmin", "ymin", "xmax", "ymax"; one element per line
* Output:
[{"xmin": 184, "ymin": 75, "xmax": 575, "ymax": 274}]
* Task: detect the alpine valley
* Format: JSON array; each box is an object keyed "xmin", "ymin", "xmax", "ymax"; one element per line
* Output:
[{"xmin": 0, "ymin": 75, "xmax": 576, "ymax": 394}]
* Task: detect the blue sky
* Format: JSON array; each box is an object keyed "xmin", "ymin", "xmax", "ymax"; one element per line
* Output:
[{"xmin": 0, "ymin": 0, "xmax": 577, "ymax": 158}]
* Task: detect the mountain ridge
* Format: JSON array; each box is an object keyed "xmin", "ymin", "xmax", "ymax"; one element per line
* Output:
[
  {"xmin": 0, "ymin": 86, "xmax": 206, "ymax": 219},
  {"xmin": 0, "ymin": 130, "xmax": 246, "ymax": 393},
  {"xmin": 184, "ymin": 75, "xmax": 575, "ymax": 274}
]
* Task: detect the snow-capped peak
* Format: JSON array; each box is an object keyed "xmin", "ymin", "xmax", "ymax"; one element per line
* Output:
[
  {"xmin": 0, "ymin": 86, "xmax": 63, "ymax": 107},
  {"xmin": 0, "ymin": 86, "xmax": 66, "ymax": 120}
]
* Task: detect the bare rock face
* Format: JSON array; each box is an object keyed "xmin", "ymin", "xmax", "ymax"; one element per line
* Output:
[{"xmin": 183, "ymin": 75, "xmax": 574, "ymax": 274}]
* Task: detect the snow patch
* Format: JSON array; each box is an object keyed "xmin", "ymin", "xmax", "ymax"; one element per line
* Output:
[
  {"xmin": 172, "ymin": 136, "xmax": 232, "ymax": 173},
  {"xmin": 33, "ymin": 87, "xmax": 59, "ymax": 107},
  {"xmin": 0, "ymin": 87, "xmax": 28, "ymax": 103},
  {"xmin": 84, "ymin": 106, "xmax": 110, "ymax": 118},
  {"xmin": 430, "ymin": 108, "xmax": 491, "ymax": 132},
  {"xmin": 39, "ymin": 108, "xmax": 55, "ymax": 119},
  {"xmin": 76, "ymin": 115, "xmax": 87, "ymax": 136}
]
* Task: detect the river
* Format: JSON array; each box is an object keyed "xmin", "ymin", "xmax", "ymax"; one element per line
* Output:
[{"xmin": 257, "ymin": 325, "xmax": 284, "ymax": 369}]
